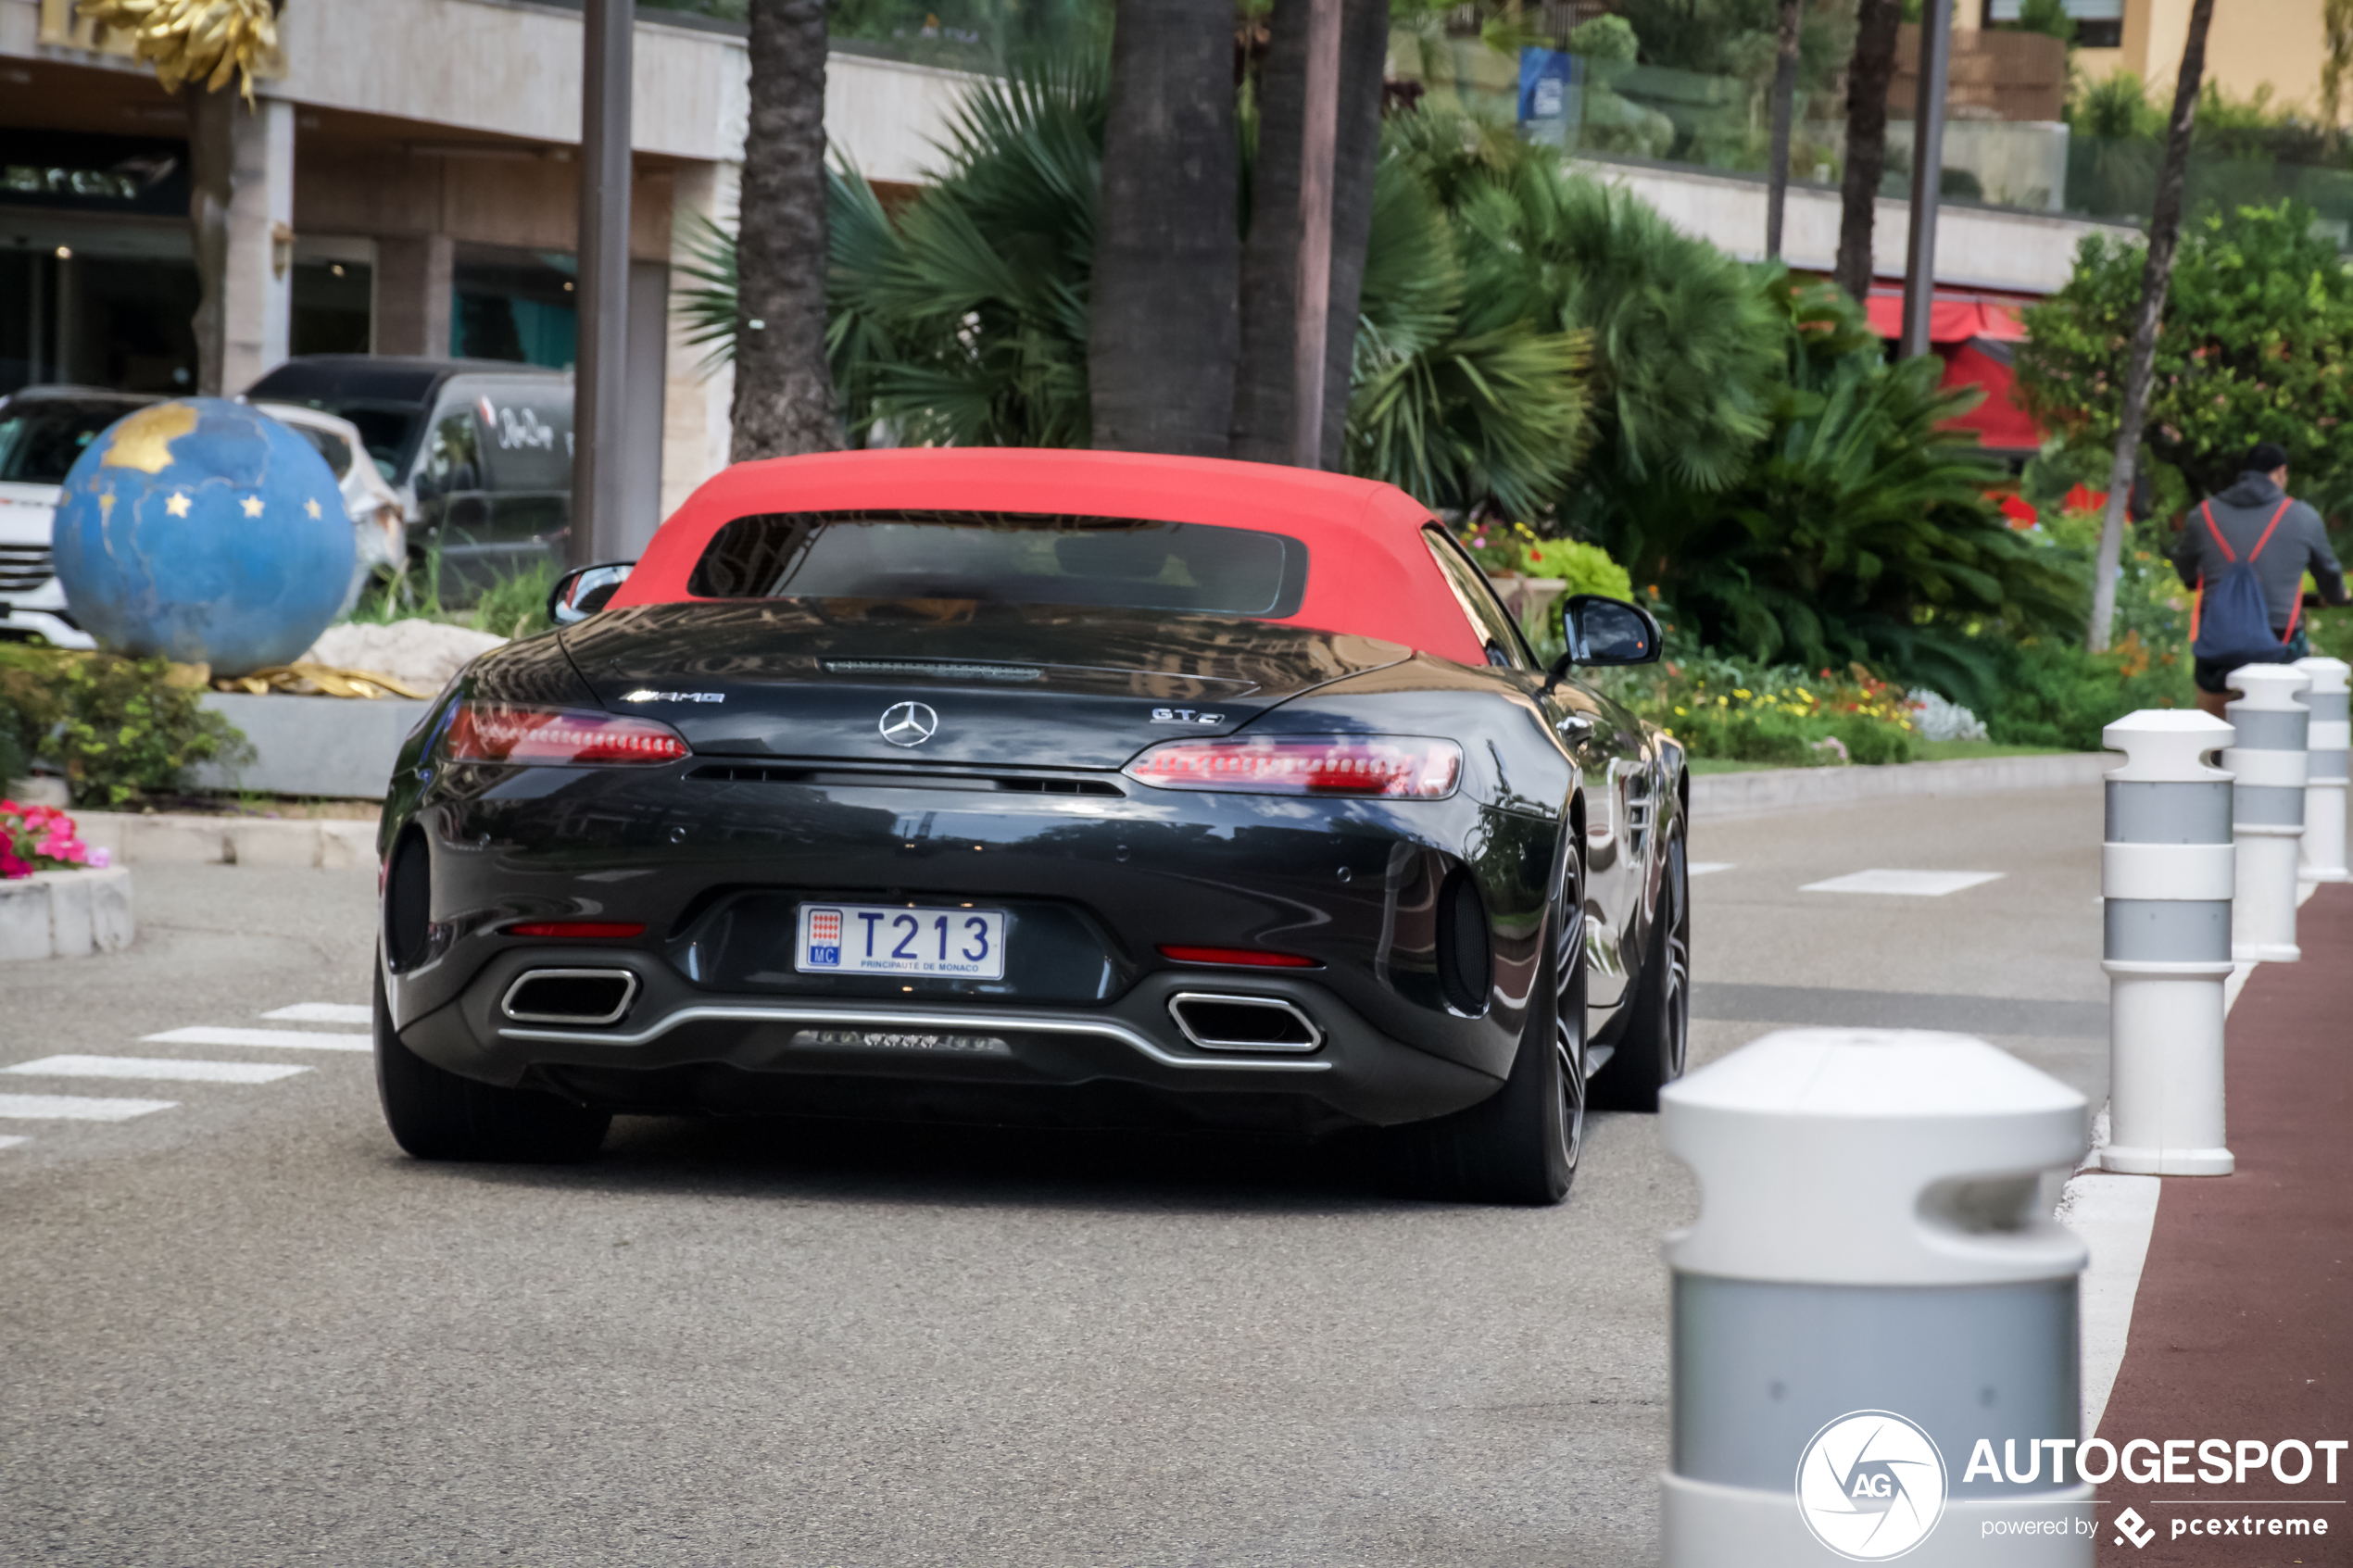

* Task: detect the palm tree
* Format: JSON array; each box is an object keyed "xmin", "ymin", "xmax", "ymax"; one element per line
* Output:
[
  {"xmin": 732, "ymin": 0, "xmax": 839, "ymax": 459},
  {"xmin": 1833, "ymin": 0, "xmax": 1901, "ymax": 301},
  {"xmin": 1230, "ymin": 0, "xmax": 1390, "ymax": 467},
  {"xmin": 1088, "ymin": 0, "xmax": 1240, "ymax": 455}
]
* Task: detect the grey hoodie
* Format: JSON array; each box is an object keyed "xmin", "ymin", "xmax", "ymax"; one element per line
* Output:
[{"xmin": 2170, "ymin": 472, "xmax": 2347, "ymax": 631}]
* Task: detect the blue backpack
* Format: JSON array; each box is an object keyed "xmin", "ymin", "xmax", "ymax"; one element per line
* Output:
[{"xmin": 2190, "ymin": 498, "xmax": 2299, "ymax": 667}]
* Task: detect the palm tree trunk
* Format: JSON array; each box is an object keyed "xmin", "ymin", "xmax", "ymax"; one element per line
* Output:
[
  {"xmin": 187, "ymin": 83, "xmax": 233, "ymax": 396},
  {"xmin": 1230, "ymin": 0, "xmax": 1387, "ymax": 466},
  {"xmin": 732, "ymin": 0, "xmax": 838, "ymax": 460},
  {"xmin": 1764, "ymin": 0, "xmax": 1800, "ymax": 260},
  {"xmin": 1834, "ymin": 0, "xmax": 1901, "ymax": 301},
  {"xmin": 2087, "ymin": 0, "xmax": 2214, "ymax": 654},
  {"xmin": 1089, "ymin": 0, "xmax": 1239, "ymax": 455}
]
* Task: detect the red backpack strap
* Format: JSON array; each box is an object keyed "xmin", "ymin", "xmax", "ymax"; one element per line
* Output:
[
  {"xmin": 2201, "ymin": 500, "xmax": 2236, "ymax": 561},
  {"xmin": 2245, "ymin": 498, "xmax": 2294, "ymax": 563}
]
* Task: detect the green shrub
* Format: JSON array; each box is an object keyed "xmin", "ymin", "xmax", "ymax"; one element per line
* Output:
[
  {"xmin": 1978, "ymin": 634, "xmax": 2192, "ymax": 751},
  {"xmin": 1607, "ymin": 652, "xmax": 1919, "ymax": 767},
  {"xmin": 469, "ymin": 559, "xmax": 558, "ymax": 641},
  {"xmin": 4, "ymin": 648, "xmax": 255, "ymax": 809}
]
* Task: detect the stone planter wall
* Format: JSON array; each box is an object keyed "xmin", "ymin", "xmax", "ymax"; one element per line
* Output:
[{"xmin": 0, "ymin": 866, "xmax": 134, "ymax": 960}]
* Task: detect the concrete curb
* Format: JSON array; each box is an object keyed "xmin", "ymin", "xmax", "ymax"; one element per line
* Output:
[
  {"xmin": 1688, "ymin": 751, "xmax": 2111, "ymax": 821},
  {"xmin": 73, "ymin": 812, "xmax": 379, "ymax": 871},
  {"xmin": 0, "ymin": 866, "xmax": 135, "ymax": 960},
  {"xmin": 192, "ymin": 693, "xmax": 431, "ymax": 801}
]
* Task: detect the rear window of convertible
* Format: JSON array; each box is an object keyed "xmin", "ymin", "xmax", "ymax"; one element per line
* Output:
[{"xmin": 687, "ymin": 510, "xmax": 1309, "ymax": 618}]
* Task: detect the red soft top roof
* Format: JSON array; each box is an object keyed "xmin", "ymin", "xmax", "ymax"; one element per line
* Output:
[{"xmin": 615, "ymin": 447, "xmax": 1486, "ymax": 665}]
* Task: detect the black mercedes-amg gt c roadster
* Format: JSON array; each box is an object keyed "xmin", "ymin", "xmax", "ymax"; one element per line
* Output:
[{"xmin": 372, "ymin": 449, "xmax": 1688, "ymax": 1203}]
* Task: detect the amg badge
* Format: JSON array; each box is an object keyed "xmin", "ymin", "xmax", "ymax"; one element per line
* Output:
[{"xmin": 620, "ymin": 689, "xmax": 724, "ymax": 703}]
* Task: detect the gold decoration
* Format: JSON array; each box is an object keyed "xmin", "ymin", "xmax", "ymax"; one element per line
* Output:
[
  {"xmin": 99, "ymin": 401, "xmax": 198, "ymax": 474},
  {"xmin": 74, "ymin": 0, "xmax": 281, "ymax": 101},
  {"xmin": 212, "ymin": 664, "xmax": 437, "ymax": 701}
]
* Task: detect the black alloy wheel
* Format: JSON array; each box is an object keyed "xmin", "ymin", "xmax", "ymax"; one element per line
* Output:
[
  {"xmin": 1381, "ymin": 853, "xmax": 1587, "ymax": 1206},
  {"xmin": 372, "ymin": 967, "xmax": 610, "ymax": 1162},
  {"xmin": 1590, "ymin": 825, "xmax": 1690, "ymax": 1112}
]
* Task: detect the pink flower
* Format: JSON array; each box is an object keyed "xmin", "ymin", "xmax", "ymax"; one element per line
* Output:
[
  {"xmin": 0, "ymin": 846, "xmax": 27, "ymax": 881},
  {"xmin": 87, "ymin": 847, "xmax": 111, "ymax": 869}
]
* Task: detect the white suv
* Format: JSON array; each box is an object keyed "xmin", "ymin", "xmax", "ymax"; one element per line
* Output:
[{"xmin": 0, "ymin": 385, "xmax": 153, "ymax": 649}]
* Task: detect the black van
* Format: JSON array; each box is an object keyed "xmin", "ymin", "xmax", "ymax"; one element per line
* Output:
[{"xmin": 245, "ymin": 356, "xmax": 573, "ymax": 598}]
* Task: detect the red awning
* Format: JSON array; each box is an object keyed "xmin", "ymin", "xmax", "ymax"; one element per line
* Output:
[{"xmin": 1863, "ymin": 291, "xmax": 2029, "ymax": 344}]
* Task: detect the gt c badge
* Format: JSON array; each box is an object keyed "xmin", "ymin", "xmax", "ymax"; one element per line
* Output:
[
  {"xmin": 880, "ymin": 701, "xmax": 940, "ymax": 746},
  {"xmin": 1152, "ymin": 708, "xmax": 1224, "ymax": 726}
]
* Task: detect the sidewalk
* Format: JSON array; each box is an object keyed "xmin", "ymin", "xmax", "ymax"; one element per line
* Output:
[{"xmin": 2095, "ymin": 883, "xmax": 2353, "ymax": 1564}]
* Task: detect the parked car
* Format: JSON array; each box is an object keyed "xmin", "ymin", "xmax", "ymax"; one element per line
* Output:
[
  {"xmin": 246, "ymin": 400, "xmax": 409, "ymax": 610},
  {"xmin": 243, "ymin": 356, "xmax": 573, "ymax": 598},
  {"xmin": 0, "ymin": 385, "xmax": 156, "ymax": 649},
  {"xmin": 371, "ymin": 449, "xmax": 1690, "ymax": 1206}
]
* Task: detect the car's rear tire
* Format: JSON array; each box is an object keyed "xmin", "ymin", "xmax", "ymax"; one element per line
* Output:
[
  {"xmin": 373, "ymin": 969, "xmax": 610, "ymax": 1162},
  {"xmin": 1380, "ymin": 885, "xmax": 1587, "ymax": 1206},
  {"xmin": 1589, "ymin": 826, "xmax": 1690, "ymax": 1113}
]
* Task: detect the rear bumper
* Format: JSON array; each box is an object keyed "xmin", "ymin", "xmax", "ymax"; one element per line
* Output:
[{"xmin": 394, "ymin": 951, "xmax": 1504, "ymax": 1135}]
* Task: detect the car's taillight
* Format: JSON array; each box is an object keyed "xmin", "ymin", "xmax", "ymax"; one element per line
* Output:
[
  {"xmin": 440, "ymin": 704, "xmax": 690, "ymax": 766},
  {"xmin": 1123, "ymin": 734, "xmax": 1462, "ymax": 798}
]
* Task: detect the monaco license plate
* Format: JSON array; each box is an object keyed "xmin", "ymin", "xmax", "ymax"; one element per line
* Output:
[{"xmin": 795, "ymin": 903, "xmax": 1009, "ymax": 980}]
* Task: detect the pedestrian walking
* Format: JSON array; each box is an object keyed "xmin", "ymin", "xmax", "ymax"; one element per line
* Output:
[{"xmin": 2172, "ymin": 442, "xmax": 2349, "ymax": 718}]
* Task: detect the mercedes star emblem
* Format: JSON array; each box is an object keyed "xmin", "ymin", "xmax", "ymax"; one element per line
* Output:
[{"xmin": 879, "ymin": 700, "xmax": 939, "ymax": 747}]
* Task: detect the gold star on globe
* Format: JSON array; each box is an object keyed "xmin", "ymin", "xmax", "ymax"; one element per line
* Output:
[
  {"xmin": 242, "ymin": 495, "xmax": 265, "ymax": 518},
  {"xmin": 305, "ymin": 497, "xmax": 322, "ymax": 520},
  {"xmin": 164, "ymin": 492, "xmax": 192, "ymax": 518}
]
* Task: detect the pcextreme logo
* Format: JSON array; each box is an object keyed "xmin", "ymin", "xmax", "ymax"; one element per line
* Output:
[{"xmin": 1795, "ymin": 1411, "xmax": 1949, "ymax": 1562}]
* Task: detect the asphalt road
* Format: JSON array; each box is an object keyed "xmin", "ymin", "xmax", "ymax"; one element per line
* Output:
[{"xmin": 0, "ymin": 784, "xmax": 2107, "ymax": 1568}]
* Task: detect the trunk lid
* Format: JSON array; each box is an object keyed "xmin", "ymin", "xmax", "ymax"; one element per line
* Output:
[{"xmin": 559, "ymin": 600, "xmax": 1410, "ymax": 770}]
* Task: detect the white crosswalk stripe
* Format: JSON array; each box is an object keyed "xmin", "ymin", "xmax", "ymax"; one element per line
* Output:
[
  {"xmin": 5, "ymin": 1056, "xmax": 310, "ymax": 1085},
  {"xmin": 261, "ymin": 1003, "xmax": 372, "ymax": 1025},
  {"xmin": 141, "ymin": 1026, "xmax": 372, "ymax": 1053},
  {"xmin": 1800, "ymin": 869, "xmax": 2005, "ymax": 897},
  {"xmin": 0, "ymin": 1135, "xmax": 26, "ymax": 1150},
  {"xmin": 0, "ymin": 1093, "xmax": 178, "ymax": 1121}
]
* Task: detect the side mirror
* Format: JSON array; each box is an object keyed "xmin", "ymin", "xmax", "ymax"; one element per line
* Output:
[
  {"xmin": 548, "ymin": 560, "xmax": 635, "ymax": 625},
  {"xmin": 1553, "ymin": 594, "xmax": 1662, "ymax": 671}
]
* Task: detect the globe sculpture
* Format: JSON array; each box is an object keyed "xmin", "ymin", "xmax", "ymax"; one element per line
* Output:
[{"xmin": 52, "ymin": 398, "xmax": 354, "ymax": 678}]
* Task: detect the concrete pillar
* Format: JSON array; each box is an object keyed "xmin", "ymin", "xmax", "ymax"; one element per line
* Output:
[
  {"xmin": 1660, "ymin": 1028, "xmax": 2093, "ymax": 1565},
  {"xmin": 375, "ymin": 234, "xmax": 455, "ymax": 358},
  {"xmin": 221, "ymin": 95, "xmax": 295, "ymax": 394},
  {"xmin": 660, "ymin": 158, "xmax": 737, "ymax": 522},
  {"xmin": 2099, "ymin": 709, "xmax": 2236, "ymax": 1177},
  {"xmin": 2224, "ymin": 663, "xmax": 2311, "ymax": 961}
]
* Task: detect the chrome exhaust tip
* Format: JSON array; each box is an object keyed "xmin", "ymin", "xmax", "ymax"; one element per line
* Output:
[
  {"xmin": 1166, "ymin": 992, "xmax": 1323, "ymax": 1054},
  {"xmin": 501, "ymin": 969, "xmax": 639, "ymax": 1026}
]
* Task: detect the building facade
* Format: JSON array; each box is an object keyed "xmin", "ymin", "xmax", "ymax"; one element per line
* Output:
[{"xmin": 2, "ymin": 0, "xmax": 974, "ymax": 539}]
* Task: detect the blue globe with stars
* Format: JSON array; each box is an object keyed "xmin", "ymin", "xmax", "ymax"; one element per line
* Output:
[{"xmin": 51, "ymin": 397, "xmax": 354, "ymax": 677}]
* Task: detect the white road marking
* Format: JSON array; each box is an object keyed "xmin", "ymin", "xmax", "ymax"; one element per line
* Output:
[
  {"xmin": 261, "ymin": 1003, "xmax": 371, "ymax": 1025},
  {"xmin": 0, "ymin": 1093, "xmax": 178, "ymax": 1121},
  {"xmin": 5, "ymin": 1056, "xmax": 309, "ymax": 1085},
  {"xmin": 2057, "ymin": 1171, "xmax": 2162, "ymax": 1438},
  {"xmin": 1687, "ymin": 861, "xmax": 1734, "ymax": 876},
  {"xmin": 1801, "ymin": 869, "xmax": 2005, "ymax": 897},
  {"xmin": 0, "ymin": 1135, "xmax": 26, "ymax": 1150},
  {"xmin": 140, "ymin": 1027, "xmax": 371, "ymax": 1054}
]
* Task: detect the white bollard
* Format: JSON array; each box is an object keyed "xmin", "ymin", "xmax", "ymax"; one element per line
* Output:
[
  {"xmin": 2295, "ymin": 656, "xmax": 2350, "ymax": 883},
  {"xmin": 2099, "ymin": 709, "xmax": 2236, "ymax": 1176},
  {"xmin": 2224, "ymin": 664, "xmax": 2311, "ymax": 960},
  {"xmin": 1660, "ymin": 1029, "xmax": 2092, "ymax": 1567}
]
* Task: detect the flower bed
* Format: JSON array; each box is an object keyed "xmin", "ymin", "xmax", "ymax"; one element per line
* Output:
[
  {"xmin": 2, "ymin": 798, "xmax": 111, "ymax": 881},
  {"xmin": 1614, "ymin": 658, "xmax": 1923, "ymax": 768}
]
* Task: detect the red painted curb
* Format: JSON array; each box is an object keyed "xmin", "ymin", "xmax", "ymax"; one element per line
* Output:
[{"xmin": 2095, "ymin": 884, "xmax": 2353, "ymax": 1564}]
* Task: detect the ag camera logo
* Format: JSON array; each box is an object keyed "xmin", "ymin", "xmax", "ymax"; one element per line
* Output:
[{"xmin": 1795, "ymin": 1410, "xmax": 1949, "ymax": 1562}]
